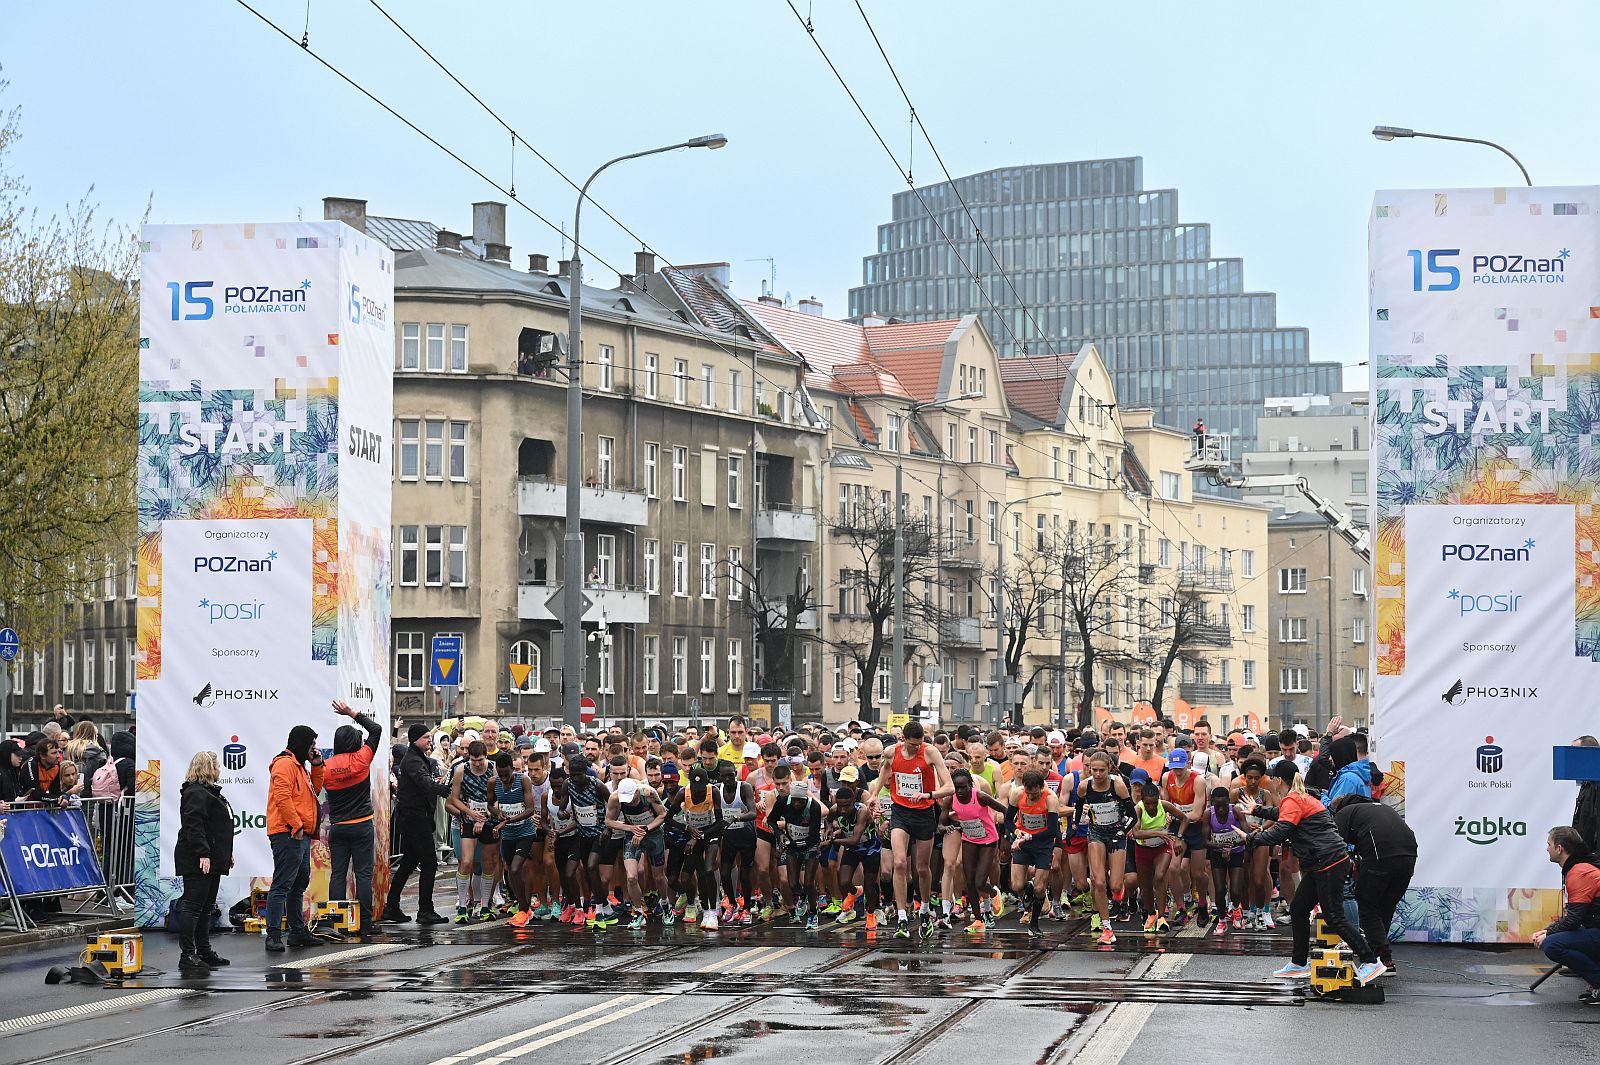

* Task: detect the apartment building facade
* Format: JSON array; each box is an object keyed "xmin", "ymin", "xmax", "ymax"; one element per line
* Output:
[{"xmin": 1267, "ymin": 511, "xmax": 1371, "ymax": 729}]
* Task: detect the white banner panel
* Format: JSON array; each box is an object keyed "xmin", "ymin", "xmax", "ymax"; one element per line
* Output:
[
  {"xmin": 135, "ymin": 221, "xmax": 392, "ymax": 926},
  {"xmin": 1371, "ymin": 186, "xmax": 1600, "ymax": 942}
]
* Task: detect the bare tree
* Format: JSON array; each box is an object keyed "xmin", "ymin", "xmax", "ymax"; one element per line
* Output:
[
  {"xmin": 1051, "ymin": 528, "xmax": 1140, "ymax": 727},
  {"xmin": 1145, "ymin": 587, "xmax": 1221, "ymax": 717},
  {"xmin": 725, "ymin": 554, "xmax": 817, "ymax": 691},
  {"xmin": 990, "ymin": 543, "xmax": 1064, "ymax": 724},
  {"xmin": 824, "ymin": 505, "xmax": 947, "ymax": 723}
]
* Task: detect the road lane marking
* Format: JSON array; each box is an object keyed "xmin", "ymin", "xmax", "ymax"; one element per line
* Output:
[
  {"xmin": 0, "ymin": 989, "xmax": 200, "ymax": 1033},
  {"xmin": 427, "ymin": 945, "xmax": 794, "ymax": 1065},
  {"xmin": 1066, "ymin": 952, "xmax": 1191, "ymax": 1065},
  {"xmin": 268, "ymin": 943, "xmax": 407, "ymax": 969}
]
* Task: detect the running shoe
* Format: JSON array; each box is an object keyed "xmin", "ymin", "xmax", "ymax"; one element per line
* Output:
[
  {"xmin": 864, "ymin": 912, "xmax": 878, "ymax": 932},
  {"xmin": 1097, "ymin": 927, "xmax": 1117, "ymax": 946},
  {"xmin": 1214, "ymin": 917, "xmax": 1228, "ymax": 936},
  {"xmin": 476, "ymin": 906, "xmax": 497, "ymax": 923},
  {"xmin": 1048, "ymin": 905, "xmax": 1066, "ymax": 922},
  {"xmin": 991, "ymin": 893, "xmax": 1007, "ymax": 919},
  {"xmin": 453, "ymin": 906, "xmax": 471, "ymax": 925},
  {"xmin": 1156, "ymin": 916, "xmax": 1171, "ymax": 935},
  {"xmin": 1088, "ymin": 912, "xmax": 1102, "ymax": 932},
  {"xmin": 507, "ymin": 910, "xmax": 532, "ymax": 929},
  {"xmin": 627, "ymin": 913, "xmax": 647, "ymax": 930},
  {"xmin": 738, "ymin": 909, "xmax": 754, "ymax": 927},
  {"xmin": 920, "ymin": 912, "xmax": 937, "ymax": 938},
  {"xmin": 1143, "ymin": 914, "xmax": 1159, "ymax": 933},
  {"xmin": 584, "ymin": 906, "xmax": 599, "ymax": 928},
  {"xmin": 822, "ymin": 899, "xmax": 842, "ymax": 915},
  {"xmin": 806, "ymin": 912, "xmax": 819, "ymax": 930},
  {"xmin": 673, "ymin": 893, "xmax": 688, "ymax": 912},
  {"xmin": 965, "ymin": 918, "xmax": 986, "ymax": 934},
  {"xmin": 1355, "ymin": 961, "xmax": 1387, "ymax": 985},
  {"xmin": 1576, "ymin": 987, "xmax": 1598, "ymax": 1004},
  {"xmin": 836, "ymin": 907, "xmax": 859, "ymax": 925},
  {"xmin": 1027, "ymin": 921, "xmax": 1044, "ymax": 940},
  {"xmin": 595, "ymin": 913, "xmax": 617, "ymax": 931},
  {"xmin": 1018, "ymin": 909, "xmax": 1031, "ymax": 926},
  {"xmin": 934, "ymin": 915, "xmax": 953, "ymax": 931},
  {"xmin": 701, "ymin": 910, "xmax": 719, "ymax": 931},
  {"xmin": 684, "ymin": 903, "xmax": 699, "ymax": 923},
  {"xmin": 498, "ymin": 901, "xmax": 518, "ymax": 919},
  {"xmin": 1229, "ymin": 905, "xmax": 1244, "ymax": 925},
  {"xmin": 895, "ymin": 916, "xmax": 910, "ymax": 939},
  {"xmin": 662, "ymin": 908, "xmax": 677, "ymax": 926},
  {"xmin": 1233, "ymin": 912, "xmax": 1249, "ymax": 931},
  {"xmin": 1261, "ymin": 911, "xmax": 1277, "ymax": 930},
  {"xmin": 1195, "ymin": 905, "xmax": 1211, "ymax": 926},
  {"xmin": 1271, "ymin": 962, "xmax": 1312, "ymax": 980},
  {"xmin": 759, "ymin": 903, "xmax": 776, "ymax": 923}
]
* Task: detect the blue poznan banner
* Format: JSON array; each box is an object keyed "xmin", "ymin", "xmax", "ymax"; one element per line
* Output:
[{"xmin": 0, "ymin": 807, "xmax": 106, "ymax": 896}]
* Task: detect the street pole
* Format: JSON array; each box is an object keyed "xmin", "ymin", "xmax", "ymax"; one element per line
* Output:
[
  {"xmin": 1371, "ymin": 126, "xmax": 1532, "ymax": 186},
  {"xmin": 891, "ymin": 459, "xmax": 906, "ymax": 724},
  {"xmin": 561, "ymin": 134, "xmax": 727, "ymax": 728}
]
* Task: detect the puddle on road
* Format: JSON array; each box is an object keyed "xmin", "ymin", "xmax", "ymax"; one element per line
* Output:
[{"xmin": 650, "ymin": 997, "xmax": 929, "ymax": 1062}]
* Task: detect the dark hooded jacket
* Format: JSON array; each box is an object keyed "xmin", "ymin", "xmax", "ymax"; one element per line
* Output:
[
  {"xmin": 1324, "ymin": 736, "xmax": 1374, "ymax": 801},
  {"xmin": 175, "ymin": 779, "xmax": 234, "ymax": 876},
  {"xmin": 324, "ymin": 713, "xmax": 382, "ymax": 826},
  {"xmin": 110, "ymin": 732, "xmax": 137, "ymax": 795},
  {"xmin": 1332, "ymin": 794, "xmax": 1417, "ymax": 861},
  {"xmin": 0, "ymin": 739, "xmax": 26, "ymax": 803}
]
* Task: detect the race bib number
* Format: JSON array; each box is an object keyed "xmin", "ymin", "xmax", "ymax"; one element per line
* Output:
[
  {"xmin": 686, "ymin": 809, "xmax": 716, "ymax": 829},
  {"xmin": 574, "ymin": 806, "xmax": 598, "ymax": 827},
  {"xmin": 959, "ymin": 817, "xmax": 988, "ymax": 840},
  {"xmin": 787, "ymin": 822, "xmax": 812, "ymax": 842},
  {"xmin": 1020, "ymin": 810, "xmax": 1047, "ymax": 832},
  {"xmin": 468, "ymin": 800, "xmax": 490, "ymax": 814},
  {"xmin": 1087, "ymin": 801, "xmax": 1119, "ymax": 826},
  {"xmin": 893, "ymin": 771, "xmax": 924, "ymax": 798},
  {"xmin": 498, "ymin": 803, "xmax": 524, "ymax": 818}
]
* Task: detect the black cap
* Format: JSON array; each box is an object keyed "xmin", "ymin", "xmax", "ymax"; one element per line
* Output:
[{"xmin": 408, "ymin": 722, "xmax": 431, "ymax": 743}]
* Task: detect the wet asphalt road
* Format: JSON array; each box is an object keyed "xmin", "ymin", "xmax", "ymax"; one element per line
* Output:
[{"xmin": 0, "ymin": 916, "xmax": 1592, "ymax": 1065}]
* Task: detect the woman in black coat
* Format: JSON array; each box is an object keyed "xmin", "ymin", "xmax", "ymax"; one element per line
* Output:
[{"xmin": 174, "ymin": 751, "xmax": 234, "ymax": 972}]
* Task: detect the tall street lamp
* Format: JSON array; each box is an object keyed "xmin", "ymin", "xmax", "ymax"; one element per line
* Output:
[
  {"xmin": 563, "ymin": 134, "xmax": 728, "ymax": 726},
  {"xmin": 1371, "ymin": 126, "xmax": 1532, "ymax": 186},
  {"xmin": 994, "ymin": 490, "xmax": 1061, "ymax": 727}
]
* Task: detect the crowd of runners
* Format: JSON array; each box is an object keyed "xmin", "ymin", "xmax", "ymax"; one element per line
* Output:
[{"xmin": 382, "ymin": 711, "xmax": 1402, "ymax": 985}]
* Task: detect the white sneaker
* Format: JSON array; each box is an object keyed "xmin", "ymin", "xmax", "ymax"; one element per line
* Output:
[
  {"xmin": 700, "ymin": 910, "xmax": 719, "ymax": 930},
  {"xmin": 1261, "ymin": 911, "xmax": 1277, "ymax": 930},
  {"xmin": 1356, "ymin": 960, "xmax": 1387, "ymax": 985}
]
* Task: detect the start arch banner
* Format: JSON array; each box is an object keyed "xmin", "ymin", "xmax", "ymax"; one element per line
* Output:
[{"xmin": 1371, "ymin": 186, "xmax": 1600, "ymax": 942}]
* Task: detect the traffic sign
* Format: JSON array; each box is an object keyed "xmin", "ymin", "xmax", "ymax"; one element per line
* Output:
[
  {"xmin": 0, "ymin": 628, "xmax": 18, "ymax": 663},
  {"xmin": 509, "ymin": 662, "xmax": 534, "ymax": 691},
  {"xmin": 579, "ymin": 695, "xmax": 597, "ymax": 724},
  {"xmin": 430, "ymin": 635, "xmax": 463, "ymax": 687}
]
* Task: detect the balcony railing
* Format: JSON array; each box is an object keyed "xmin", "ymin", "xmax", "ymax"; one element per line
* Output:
[
  {"xmin": 941, "ymin": 543, "xmax": 984, "ymax": 569},
  {"xmin": 1179, "ymin": 681, "xmax": 1233, "ymax": 706},
  {"xmin": 940, "ymin": 616, "xmax": 982, "ymax": 646},
  {"xmin": 1190, "ymin": 622, "xmax": 1232, "ymax": 647},
  {"xmin": 1138, "ymin": 563, "xmax": 1157, "ymax": 584},
  {"xmin": 517, "ymin": 476, "xmax": 648, "ymax": 526},
  {"xmin": 1177, "ymin": 565, "xmax": 1234, "ymax": 593},
  {"xmin": 517, "ymin": 581, "xmax": 650, "ymax": 624},
  {"xmin": 755, "ymin": 504, "xmax": 817, "ymax": 542}
]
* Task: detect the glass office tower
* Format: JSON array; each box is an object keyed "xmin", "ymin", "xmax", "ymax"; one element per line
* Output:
[{"xmin": 848, "ymin": 158, "xmax": 1341, "ymax": 452}]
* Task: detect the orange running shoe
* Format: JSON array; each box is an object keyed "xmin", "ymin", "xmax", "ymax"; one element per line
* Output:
[
  {"xmin": 864, "ymin": 912, "xmax": 878, "ymax": 932},
  {"xmin": 508, "ymin": 910, "xmax": 532, "ymax": 929}
]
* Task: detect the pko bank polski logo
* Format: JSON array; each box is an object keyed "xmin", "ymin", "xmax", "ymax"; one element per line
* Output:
[
  {"xmin": 1407, "ymin": 247, "xmax": 1570, "ymax": 290},
  {"xmin": 165, "ymin": 278, "xmax": 311, "ymax": 320},
  {"xmin": 194, "ymin": 551, "xmax": 277, "ymax": 575}
]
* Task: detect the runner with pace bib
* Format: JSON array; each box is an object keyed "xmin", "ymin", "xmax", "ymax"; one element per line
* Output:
[{"xmin": 863, "ymin": 720, "xmax": 954, "ymax": 939}]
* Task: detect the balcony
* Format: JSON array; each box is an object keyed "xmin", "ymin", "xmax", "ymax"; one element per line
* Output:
[
  {"xmin": 517, "ymin": 477, "xmax": 647, "ymax": 526},
  {"xmin": 1177, "ymin": 565, "xmax": 1233, "ymax": 593},
  {"xmin": 756, "ymin": 505, "xmax": 818, "ymax": 542},
  {"xmin": 1139, "ymin": 563, "xmax": 1157, "ymax": 584},
  {"xmin": 942, "ymin": 543, "xmax": 984, "ymax": 569},
  {"xmin": 794, "ymin": 607, "xmax": 819, "ymax": 631},
  {"xmin": 940, "ymin": 616, "xmax": 982, "ymax": 647},
  {"xmin": 1179, "ymin": 682, "xmax": 1233, "ymax": 706},
  {"xmin": 1139, "ymin": 633, "xmax": 1164, "ymax": 656},
  {"xmin": 517, "ymin": 582, "xmax": 650, "ymax": 624},
  {"xmin": 1190, "ymin": 622, "xmax": 1232, "ymax": 647}
]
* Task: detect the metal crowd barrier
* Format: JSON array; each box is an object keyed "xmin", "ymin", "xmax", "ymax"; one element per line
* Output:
[{"xmin": 0, "ymin": 794, "xmax": 133, "ymax": 931}]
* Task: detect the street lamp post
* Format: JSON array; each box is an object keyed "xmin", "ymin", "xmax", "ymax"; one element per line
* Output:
[
  {"xmin": 1371, "ymin": 126, "xmax": 1532, "ymax": 186},
  {"xmin": 563, "ymin": 134, "xmax": 727, "ymax": 726},
  {"xmin": 994, "ymin": 491, "xmax": 1061, "ymax": 727}
]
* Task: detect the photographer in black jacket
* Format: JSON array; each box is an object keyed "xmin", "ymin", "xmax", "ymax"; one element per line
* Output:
[
  {"xmin": 380, "ymin": 724, "xmax": 450, "ymax": 924},
  {"xmin": 1332, "ymin": 793, "xmax": 1417, "ymax": 974}
]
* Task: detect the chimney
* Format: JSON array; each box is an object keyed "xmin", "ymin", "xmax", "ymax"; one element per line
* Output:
[
  {"xmin": 322, "ymin": 197, "xmax": 367, "ymax": 233},
  {"xmin": 436, "ymin": 229, "xmax": 463, "ymax": 253},
  {"xmin": 860, "ymin": 312, "xmax": 888, "ymax": 326},
  {"xmin": 485, "ymin": 242, "xmax": 511, "ymax": 264},
  {"xmin": 757, "ymin": 294, "xmax": 783, "ymax": 307},
  {"xmin": 798, "ymin": 297, "xmax": 824, "ymax": 316},
  {"xmin": 472, "ymin": 201, "xmax": 506, "ymax": 247},
  {"xmin": 528, "ymin": 253, "xmax": 550, "ymax": 274},
  {"xmin": 634, "ymin": 250, "xmax": 656, "ymax": 277},
  {"xmin": 557, "ymin": 259, "xmax": 572, "ymax": 277}
]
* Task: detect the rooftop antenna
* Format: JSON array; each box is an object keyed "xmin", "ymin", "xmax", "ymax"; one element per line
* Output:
[{"xmin": 744, "ymin": 257, "xmax": 776, "ymax": 297}]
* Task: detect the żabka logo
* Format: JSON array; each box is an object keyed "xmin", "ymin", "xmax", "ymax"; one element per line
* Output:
[
  {"xmin": 1455, "ymin": 815, "xmax": 1526, "ymax": 846},
  {"xmin": 232, "ymin": 810, "xmax": 267, "ymax": 837}
]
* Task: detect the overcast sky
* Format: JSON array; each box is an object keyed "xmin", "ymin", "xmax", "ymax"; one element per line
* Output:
[{"xmin": 8, "ymin": 0, "xmax": 1599, "ymax": 387}]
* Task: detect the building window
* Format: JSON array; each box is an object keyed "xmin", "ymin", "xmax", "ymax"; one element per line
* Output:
[
  {"xmin": 727, "ymin": 546, "xmax": 743, "ymax": 600},
  {"xmin": 1051, "ymin": 447, "xmax": 1061, "ymax": 479},
  {"xmin": 597, "ymin": 635, "xmax": 614, "ymax": 694},
  {"xmin": 449, "ymin": 422, "xmax": 469, "ymax": 480},
  {"xmin": 424, "ymin": 421, "xmax": 444, "ymax": 480},
  {"xmin": 1279, "ymin": 617, "xmax": 1308, "ymax": 643},
  {"xmin": 986, "ymin": 501, "xmax": 998, "ymax": 544},
  {"xmin": 424, "ymin": 526, "xmax": 445, "ymax": 586},
  {"xmin": 509, "ymin": 640, "xmax": 542, "ymax": 693},
  {"xmin": 450, "ymin": 324, "xmax": 468, "ymax": 371},
  {"xmin": 800, "ymin": 644, "xmax": 812, "ymax": 697},
  {"xmin": 727, "ymin": 454, "xmax": 743, "ymax": 509},
  {"xmin": 700, "ymin": 449, "xmax": 718, "ymax": 507},
  {"xmin": 672, "ymin": 542, "xmax": 688, "ymax": 596},
  {"xmin": 32, "ymin": 650, "xmax": 44, "ymax": 695},
  {"xmin": 946, "ymin": 423, "xmax": 957, "ymax": 459},
  {"xmin": 398, "ymin": 420, "xmax": 419, "ymax": 479},
  {"xmin": 401, "ymin": 322, "xmax": 420, "ymax": 370},
  {"xmin": 1159, "ymin": 471, "xmax": 1181, "ymax": 500},
  {"xmin": 1279, "ymin": 567, "xmax": 1307, "ymax": 593},
  {"xmin": 103, "ymin": 557, "xmax": 116, "ymax": 600},
  {"xmin": 644, "ymin": 353, "xmax": 659, "ymax": 398},
  {"xmin": 425, "ymin": 323, "xmax": 445, "ymax": 371},
  {"xmin": 396, "ymin": 631, "xmax": 423, "ymax": 691},
  {"xmin": 876, "ymin": 657, "xmax": 890, "ymax": 703},
  {"xmin": 104, "ymin": 638, "xmax": 116, "ymax": 693},
  {"xmin": 1352, "ymin": 616, "xmax": 1366, "ymax": 644},
  {"xmin": 967, "ymin": 427, "xmax": 978, "ymax": 463},
  {"xmin": 598, "ymin": 344, "xmax": 613, "ymax": 391},
  {"xmin": 886, "ymin": 415, "xmax": 901, "ymax": 453},
  {"xmin": 672, "ymin": 637, "xmax": 688, "ymax": 693},
  {"xmin": 727, "ymin": 640, "xmax": 742, "ymax": 693},
  {"xmin": 1036, "ymin": 513, "xmax": 1047, "ymax": 551},
  {"xmin": 1242, "ymin": 604, "xmax": 1256, "ymax": 632},
  {"xmin": 449, "ymin": 526, "xmax": 468, "ymax": 587},
  {"xmin": 595, "ymin": 534, "xmax": 616, "ymax": 587},
  {"xmin": 124, "ymin": 639, "xmax": 134, "ymax": 693},
  {"xmin": 701, "ymin": 364, "xmax": 716, "ymax": 408},
  {"xmin": 832, "ymin": 654, "xmax": 844, "ymax": 702},
  {"xmin": 83, "ymin": 640, "xmax": 95, "ymax": 695},
  {"xmin": 642, "ymin": 635, "xmax": 659, "ymax": 694},
  {"xmin": 644, "ymin": 540, "xmax": 659, "ymax": 595},
  {"xmin": 964, "ymin": 499, "xmax": 974, "ymax": 543},
  {"xmin": 1067, "ymin": 449, "xmax": 1078, "ymax": 484},
  {"xmin": 672, "ymin": 447, "xmax": 687, "ymax": 501},
  {"xmin": 673, "ymin": 358, "xmax": 689, "ymax": 403},
  {"xmin": 1279, "ymin": 667, "xmax": 1308, "ymax": 694},
  {"xmin": 1158, "ymin": 538, "xmax": 1172, "ymax": 567},
  {"xmin": 1242, "ymin": 660, "xmax": 1256, "ymax": 689},
  {"xmin": 125, "ymin": 550, "xmax": 137, "ymax": 599},
  {"xmin": 987, "ymin": 430, "xmax": 998, "ymax": 464},
  {"xmin": 597, "ymin": 436, "xmax": 615, "ymax": 489},
  {"xmin": 700, "ymin": 637, "xmax": 716, "ymax": 693},
  {"xmin": 644, "ymin": 443, "xmax": 659, "ymax": 498},
  {"xmin": 1352, "ymin": 568, "xmax": 1368, "ymax": 596},
  {"xmin": 1351, "ymin": 471, "xmax": 1367, "ymax": 494},
  {"xmin": 729, "ymin": 369, "xmax": 743, "ymax": 413},
  {"xmin": 1352, "ymin": 666, "xmax": 1367, "ymax": 695},
  {"xmin": 1241, "ymin": 550, "xmax": 1256, "ymax": 579},
  {"xmin": 397, "ymin": 526, "xmax": 419, "ymax": 586},
  {"xmin": 700, "ymin": 543, "xmax": 717, "ymax": 598}
]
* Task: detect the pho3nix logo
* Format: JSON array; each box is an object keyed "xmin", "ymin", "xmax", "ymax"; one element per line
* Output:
[
  {"xmin": 166, "ymin": 279, "xmax": 312, "ymax": 320},
  {"xmin": 193, "ymin": 683, "xmax": 280, "ymax": 708},
  {"xmin": 1441, "ymin": 680, "xmax": 1538, "ymax": 705},
  {"xmin": 1455, "ymin": 815, "xmax": 1527, "ymax": 846},
  {"xmin": 223, "ymin": 736, "xmax": 247, "ymax": 771},
  {"xmin": 1407, "ymin": 247, "xmax": 1570, "ymax": 290}
]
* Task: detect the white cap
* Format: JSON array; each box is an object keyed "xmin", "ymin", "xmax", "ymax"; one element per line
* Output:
[
  {"xmin": 533, "ymin": 738, "xmax": 552, "ymax": 753},
  {"xmin": 742, "ymin": 742, "xmax": 761, "ymax": 759},
  {"xmin": 841, "ymin": 738, "xmax": 859, "ymax": 752},
  {"xmin": 1291, "ymin": 724, "xmax": 1310, "ymax": 738},
  {"xmin": 1047, "ymin": 730, "xmax": 1067, "ymax": 746},
  {"xmin": 461, "ymin": 730, "xmax": 481, "ymax": 744},
  {"xmin": 617, "ymin": 779, "xmax": 640, "ymax": 803}
]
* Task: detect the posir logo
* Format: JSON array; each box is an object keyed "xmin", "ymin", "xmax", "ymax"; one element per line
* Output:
[
  {"xmin": 196, "ymin": 597, "xmax": 265, "ymax": 624},
  {"xmin": 1440, "ymin": 679, "xmax": 1538, "ymax": 706},
  {"xmin": 232, "ymin": 810, "xmax": 268, "ymax": 837},
  {"xmin": 165, "ymin": 278, "xmax": 311, "ymax": 320},
  {"xmin": 1454, "ymin": 815, "xmax": 1526, "ymax": 846},
  {"xmin": 1441, "ymin": 538, "xmax": 1534, "ymax": 563},
  {"xmin": 193, "ymin": 683, "xmax": 280, "ymax": 708},
  {"xmin": 1446, "ymin": 587, "xmax": 1522, "ymax": 616},
  {"xmin": 1407, "ymin": 247, "xmax": 1569, "ymax": 290},
  {"xmin": 194, "ymin": 551, "xmax": 277, "ymax": 574},
  {"xmin": 347, "ymin": 282, "xmax": 388, "ymax": 327}
]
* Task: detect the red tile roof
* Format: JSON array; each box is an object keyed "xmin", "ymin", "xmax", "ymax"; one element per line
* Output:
[
  {"xmin": 864, "ymin": 320, "xmax": 959, "ymax": 404},
  {"xmin": 998, "ymin": 353, "xmax": 1080, "ymax": 425}
]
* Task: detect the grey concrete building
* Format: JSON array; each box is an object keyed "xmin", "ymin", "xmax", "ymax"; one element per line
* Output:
[
  {"xmin": 1268, "ymin": 510, "xmax": 1371, "ymax": 730},
  {"xmin": 1241, "ymin": 392, "xmax": 1371, "ymax": 525},
  {"xmin": 3, "ymin": 557, "xmax": 137, "ymax": 733}
]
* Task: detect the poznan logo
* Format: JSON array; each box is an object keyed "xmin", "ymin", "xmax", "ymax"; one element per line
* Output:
[
  {"xmin": 1441, "ymin": 539, "xmax": 1535, "ymax": 563},
  {"xmin": 1455, "ymin": 815, "xmax": 1526, "ymax": 846},
  {"xmin": 193, "ymin": 551, "xmax": 276, "ymax": 574},
  {"xmin": 165, "ymin": 279, "xmax": 311, "ymax": 320}
]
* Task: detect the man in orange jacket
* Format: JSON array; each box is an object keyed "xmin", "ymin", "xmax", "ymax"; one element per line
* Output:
[{"xmin": 266, "ymin": 724, "xmax": 324, "ymax": 953}]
